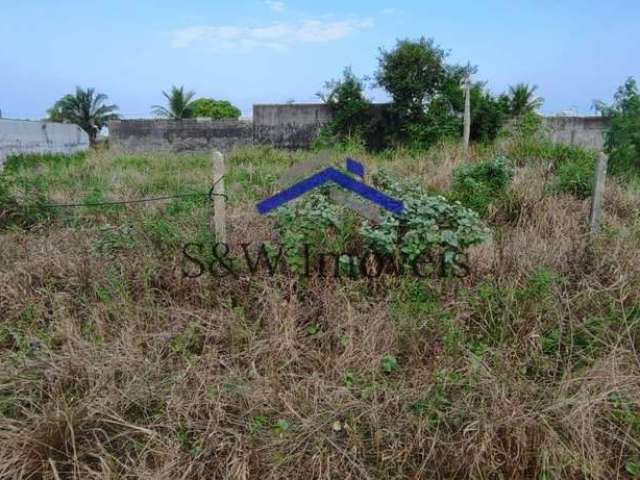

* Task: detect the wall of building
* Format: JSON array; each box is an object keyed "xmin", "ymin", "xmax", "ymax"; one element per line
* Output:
[
  {"xmin": 253, "ymin": 104, "xmax": 333, "ymax": 149},
  {"xmin": 542, "ymin": 116, "xmax": 608, "ymax": 151},
  {"xmin": 108, "ymin": 118, "xmax": 253, "ymax": 153},
  {"xmin": 0, "ymin": 119, "xmax": 89, "ymax": 167}
]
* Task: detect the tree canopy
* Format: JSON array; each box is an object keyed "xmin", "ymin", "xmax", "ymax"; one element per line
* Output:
[
  {"xmin": 190, "ymin": 98, "xmax": 241, "ymax": 120},
  {"xmin": 375, "ymin": 37, "xmax": 451, "ymax": 121},
  {"xmin": 47, "ymin": 87, "xmax": 119, "ymax": 145}
]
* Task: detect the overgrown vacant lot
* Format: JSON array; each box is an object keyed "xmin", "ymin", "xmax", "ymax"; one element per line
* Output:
[{"xmin": 1, "ymin": 141, "xmax": 640, "ymax": 479}]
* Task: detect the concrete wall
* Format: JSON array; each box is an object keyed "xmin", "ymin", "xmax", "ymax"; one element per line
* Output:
[
  {"xmin": 543, "ymin": 116, "xmax": 608, "ymax": 151},
  {"xmin": 253, "ymin": 104, "xmax": 333, "ymax": 149},
  {"xmin": 108, "ymin": 105, "xmax": 334, "ymax": 152},
  {"xmin": 0, "ymin": 119, "xmax": 89, "ymax": 167},
  {"xmin": 108, "ymin": 118, "xmax": 253, "ymax": 153},
  {"xmin": 107, "ymin": 105, "xmax": 609, "ymax": 153}
]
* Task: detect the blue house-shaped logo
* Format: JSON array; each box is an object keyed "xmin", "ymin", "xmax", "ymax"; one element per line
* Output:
[{"xmin": 256, "ymin": 158, "xmax": 404, "ymax": 216}]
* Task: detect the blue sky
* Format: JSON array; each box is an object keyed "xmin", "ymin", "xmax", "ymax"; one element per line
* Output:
[{"xmin": 1, "ymin": 0, "xmax": 638, "ymax": 119}]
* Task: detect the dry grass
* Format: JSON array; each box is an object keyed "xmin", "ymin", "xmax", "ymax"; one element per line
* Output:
[{"xmin": 1, "ymin": 145, "xmax": 639, "ymax": 479}]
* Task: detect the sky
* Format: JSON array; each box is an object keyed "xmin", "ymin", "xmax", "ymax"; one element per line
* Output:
[{"xmin": 1, "ymin": 0, "xmax": 638, "ymax": 120}]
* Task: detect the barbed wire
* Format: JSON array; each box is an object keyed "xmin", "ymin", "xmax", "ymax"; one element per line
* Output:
[{"xmin": 4, "ymin": 177, "xmax": 226, "ymax": 209}]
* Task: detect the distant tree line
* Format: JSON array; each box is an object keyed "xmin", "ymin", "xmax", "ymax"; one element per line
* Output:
[
  {"xmin": 317, "ymin": 37, "xmax": 544, "ymax": 151},
  {"xmin": 39, "ymin": 44, "xmax": 639, "ymax": 172},
  {"xmin": 151, "ymin": 86, "xmax": 241, "ymax": 121},
  {"xmin": 46, "ymin": 86, "xmax": 241, "ymax": 146}
]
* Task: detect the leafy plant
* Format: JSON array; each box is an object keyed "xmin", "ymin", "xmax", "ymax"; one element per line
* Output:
[
  {"xmin": 553, "ymin": 151, "xmax": 595, "ymax": 198},
  {"xmin": 403, "ymin": 98, "xmax": 462, "ymax": 149},
  {"xmin": 176, "ymin": 424, "xmax": 203, "ymax": 456},
  {"xmin": 248, "ymin": 415, "xmax": 269, "ymax": 435},
  {"xmin": 381, "ymin": 355, "xmax": 398, "ymax": 373},
  {"xmin": 270, "ymin": 190, "xmax": 343, "ymax": 273},
  {"xmin": 626, "ymin": 458, "xmax": 640, "ymax": 478},
  {"xmin": 170, "ymin": 323, "xmax": 205, "ymax": 357},
  {"xmin": 272, "ymin": 419, "xmax": 290, "ymax": 436},
  {"xmin": 362, "ymin": 171, "xmax": 489, "ymax": 275},
  {"xmin": 451, "ymin": 157, "xmax": 513, "ymax": 215}
]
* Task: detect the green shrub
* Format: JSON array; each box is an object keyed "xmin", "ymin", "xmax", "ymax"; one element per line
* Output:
[
  {"xmin": 596, "ymin": 77, "xmax": 640, "ymax": 178},
  {"xmin": 403, "ymin": 101, "xmax": 462, "ymax": 150},
  {"xmin": 504, "ymin": 138, "xmax": 598, "ymax": 199},
  {"xmin": 362, "ymin": 171, "xmax": 488, "ymax": 275},
  {"xmin": 508, "ymin": 111, "xmax": 545, "ymax": 140},
  {"xmin": 553, "ymin": 152, "xmax": 595, "ymax": 198},
  {"xmin": 451, "ymin": 157, "xmax": 513, "ymax": 215},
  {"xmin": 269, "ymin": 169, "xmax": 489, "ymax": 277},
  {"xmin": 470, "ymin": 89, "xmax": 510, "ymax": 143},
  {"xmin": 271, "ymin": 191, "xmax": 345, "ymax": 273}
]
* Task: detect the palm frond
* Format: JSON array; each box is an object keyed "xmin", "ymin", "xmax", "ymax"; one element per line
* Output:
[
  {"xmin": 47, "ymin": 87, "xmax": 120, "ymax": 144},
  {"xmin": 154, "ymin": 85, "xmax": 197, "ymax": 119}
]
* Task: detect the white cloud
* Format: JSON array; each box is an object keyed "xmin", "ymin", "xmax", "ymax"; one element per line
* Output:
[
  {"xmin": 265, "ymin": 1, "xmax": 285, "ymax": 13},
  {"xmin": 171, "ymin": 17, "xmax": 374, "ymax": 51}
]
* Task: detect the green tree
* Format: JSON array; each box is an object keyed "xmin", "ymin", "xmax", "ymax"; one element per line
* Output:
[
  {"xmin": 190, "ymin": 98, "xmax": 241, "ymax": 120},
  {"xmin": 434, "ymin": 72, "xmax": 509, "ymax": 143},
  {"xmin": 375, "ymin": 37, "xmax": 450, "ymax": 122},
  {"xmin": 596, "ymin": 77, "xmax": 640, "ymax": 175},
  {"xmin": 47, "ymin": 87, "xmax": 119, "ymax": 145},
  {"xmin": 470, "ymin": 88, "xmax": 510, "ymax": 142},
  {"xmin": 508, "ymin": 83, "xmax": 543, "ymax": 116},
  {"xmin": 151, "ymin": 86, "xmax": 196, "ymax": 119},
  {"xmin": 318, "ymin": 67, "xmax": 371, "ymax": 139}
]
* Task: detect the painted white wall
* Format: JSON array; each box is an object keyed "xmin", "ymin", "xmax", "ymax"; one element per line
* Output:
[{"xmin": 0, "ymin": 119, "xmax": 89, "ymax": 167}]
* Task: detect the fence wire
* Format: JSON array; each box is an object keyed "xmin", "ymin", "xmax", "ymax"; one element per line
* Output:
[{"xmin": 3, "ymin": 177, "xmax": 226, "ymax": 209}]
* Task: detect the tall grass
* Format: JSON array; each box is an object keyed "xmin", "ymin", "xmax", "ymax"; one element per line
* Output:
[{"xmin": 0, "ymin": 144, "xmax": 639, "ymax": 479}]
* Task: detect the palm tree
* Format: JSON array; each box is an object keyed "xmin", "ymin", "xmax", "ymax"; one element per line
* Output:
[
  {"xmin": 151, "ymin": 86, "xmax": 196, "ymax": 119},
  {"xmin": 508, "ymin": 83, "xmax": 544, "ymax": 115},
  {"xmin": 47, "ymin": 87, "xmax": 119, "ymax": 146}
]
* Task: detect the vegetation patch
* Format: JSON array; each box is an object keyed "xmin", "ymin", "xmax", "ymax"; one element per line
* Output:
[{"xmin": 451, "ymin": 157, "xmax": 513, "ymax": 215}]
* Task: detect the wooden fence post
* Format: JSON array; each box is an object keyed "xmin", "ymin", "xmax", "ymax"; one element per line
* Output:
[
  {"xmin": 589, "ymin": 151, "xmax": 608, "ymax": 234},
  {"xmin": 209, "ymin": 150, "xmax": 226, "ymax": 243},
  {"xmin": 463, "ymin": 78, "xmax": 471, "ymax": 152}
]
